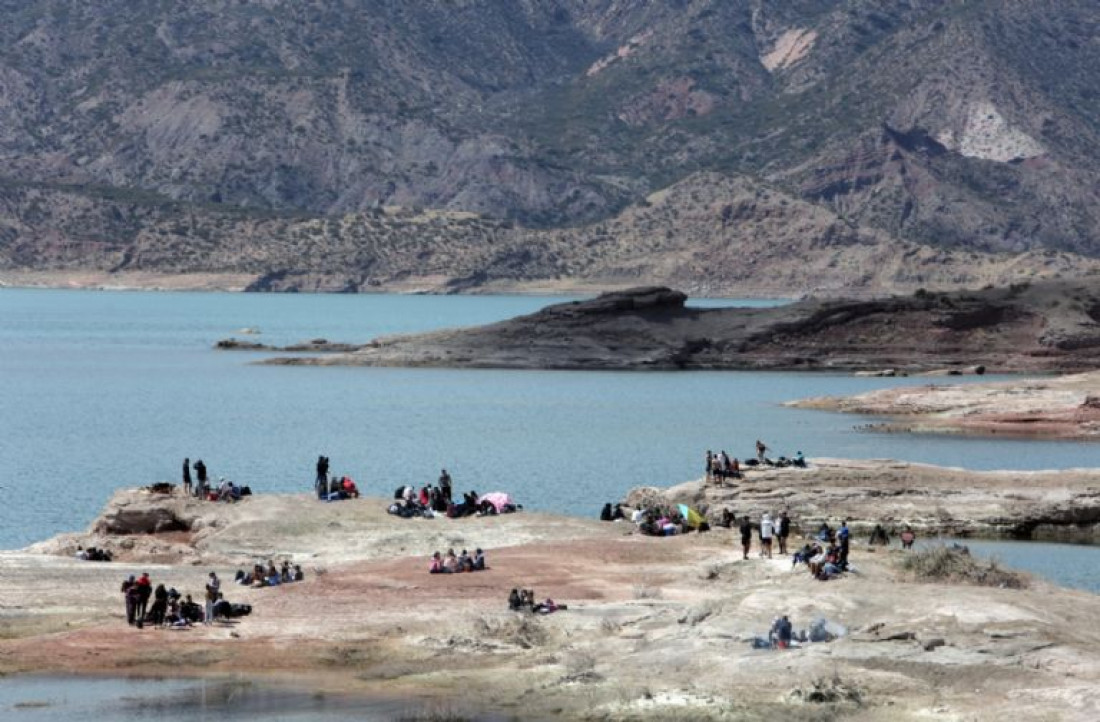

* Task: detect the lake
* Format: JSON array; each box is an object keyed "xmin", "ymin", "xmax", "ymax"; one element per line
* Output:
[{"xmin": 1, "ymin": 287, "xmax": 1097, "ymax": 552}]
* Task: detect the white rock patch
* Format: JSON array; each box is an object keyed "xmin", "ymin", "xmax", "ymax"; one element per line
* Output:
[{"xmin": 936, "ymin": 102, "xmax": 1045, "ymax": 162}]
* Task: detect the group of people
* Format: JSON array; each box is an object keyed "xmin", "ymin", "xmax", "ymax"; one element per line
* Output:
[
  {"xmin": 599, "ymin": 503, "xmax": 626, "ymax": 521},
  {"xmin": 428, "ymin": 547, "xmax": 487, "ymax": 573},
  {"xmin": 314, "ymin": 455, "xmax": 361, "ymax": 500},
  {"xmin": 704, "ymin": 443, "xmax": 807, "ymax": 484},
  {"xmin": 391, "ymin": 475, "xmax": 520, "ymax": 520},
  {"xmin": 731, "ymin": 511, "xmax": 792, "ymax": 559},
  {"xmin": 629, "ymin": 506, "xmax": 709, "ymax": 536},
  {"xmin": 235, "ymin": 560, "xmax": 305, "ymax": 587},
  {"xmin": 120, "ymin": 571, "xmax": 248, "ymax": 628},
  {"xmin": 182, "ymin": 458, "xmax": 248, "ymax": 502},
  {"xmin": 75, "ymin": 545, "xmax": 113, "ymax": 562},
  {"xmin": 508, "ymin": 588, "xmax": 567, "ymax": 614}
]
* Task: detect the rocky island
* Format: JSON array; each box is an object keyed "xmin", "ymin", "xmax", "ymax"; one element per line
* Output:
[
  {"xmin": 3, "ymin": 461, "xmax": 1100, "ymax": 720},
  {"xmin": 791, "ymin": 371, "xmax": 1100, "ymax": 440},
  {"xmin": 264, "ymin": 280, "xmax": 1100, "ymax": 373}
]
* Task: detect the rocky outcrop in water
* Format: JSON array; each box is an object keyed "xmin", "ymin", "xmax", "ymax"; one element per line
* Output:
[
  {"xmin": 267, "ymin": 279, "xmax": 1100, "ymax": 373},
  {"xmin": 625, "ymin": 458, "xmax": 1100, "ymax": 542}
]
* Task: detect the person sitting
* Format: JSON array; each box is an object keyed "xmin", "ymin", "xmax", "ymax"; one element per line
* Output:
[
  {"xmin": 458, "ymin": 549, "xmax": 471, "ymax": 572},
  {"xmin": 341, "ymin": 476, "xmax": 360, "ymax": 498},
  {"xmin": 429, "ymin": 551, "xmax": 445, "ymax": 574},
  {"xmin": 611, "ymin": 503, "xmax": 625, "ymax": 521},
  {"xmin": 719, "ymin": 508, "xmax": 735, "ymax": 528},
  {"xmin": 443, "ymin": 549, "xmax": 459, "ymax": 573},
  {"xmin": 793, "ymin": 451, "xmax": 806, "ymax": 468},
  {"xmin": 816, "ymin": 522, "xmax": 833, "ymax": 543},
  {"xmin": 293, "ymin": 565, "xmax": 304, "ymax": 582},
  {"xmin": 533, "ymin": 597, "xmax": 568, "ymax": 614},
  {"xmin": 508, "ymin": 588, "xmax": 523, "ymax": 610},
  {"xmin": 212, "ymin": 592, "xmax": 233, "ymax": 621},
  {"xmin": 280, "ymin": 560, "xmax": 292, "ymax": 583},
  {"xmin": 265, "ymin": 561, "xmax": 280, "ymax": 586},
  {"xmin": 473, "ymin": 548, "xmax": 486, "ymax": 571},
  {"xmin": 600, "ymin": 503, "xmax": 613, "ymax": 522}
]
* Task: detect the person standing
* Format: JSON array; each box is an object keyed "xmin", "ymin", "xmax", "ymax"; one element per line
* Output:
[
  {"xmin": 704, "ymin": 450, "xmax": 714, "ymax": 484},
  {"xmin": 204, "ymin": 572, "xmax": 220, "ymax": 625},
  {"xmin": 182, "ymin": 458, "xmax": 192, "ymax": 497},
  {"xmin": 838, "ymin": 520, "xmax": 851, "ymax": 568},
  {"xmin": 739, "ymin": 515, "xmax": 753, "ymax": 560},
  {"xmin": 759, "ymin": 513, "xmax": 775, "ymax": 559},
  {"xmin": 439, "ymin": 469, "xmax": 452, "ymax": 504},
  {"xmin": 777, "ymin": 511, "xmax": 791, "ymax": 555},
  {"xmin": 194, "ymin": 459, "xmax": 208, "ymax": 498},
  {"xmin": 135, "ymin": 572, "xmax": 152, "ymax": 627},
  {"xmin": 121, "ymin": 575, "xmax": 137, "ymax": 625},
  {"xmin": 755, "ymin": 439, "xmax": 767, "ymax": 464}
]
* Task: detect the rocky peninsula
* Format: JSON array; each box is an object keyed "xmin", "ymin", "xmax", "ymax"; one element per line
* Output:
[
  {"xmin": 264, "ymin": 280, "xmax": 1100, "ymax": 373},
  {"xmin": 4, "ymin": 461, "xmax": 1100, "ymax": 720},
  {"xmin": 791, "ymin": 371, "xmax": 1100, "ymax": 440}
]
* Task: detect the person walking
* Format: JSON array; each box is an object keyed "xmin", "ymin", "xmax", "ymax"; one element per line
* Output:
[
  {"xmin": 777, "ymin": 510, "xmax": 791, "ymax": 555},
  {"xmin": 739, "ymin": 515, "xmax": 753, "ymax": 560},
  {"xmin": 204, "ymin": 572, "xmax": 220, "ymax": 625},
  {"xmin": 182, "ymin": 458, "xmax": 192, "ymax": 497}
]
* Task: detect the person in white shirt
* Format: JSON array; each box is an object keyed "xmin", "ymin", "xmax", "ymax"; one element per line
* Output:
[{"xmin": 759, "ymin": 513, "xmax": 775, "ymax": 559}]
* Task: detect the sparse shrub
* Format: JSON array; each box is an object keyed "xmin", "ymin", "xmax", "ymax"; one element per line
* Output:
[{"xmin": 900, "ymin": 545, "xmax": 1027, "ymax": 589}]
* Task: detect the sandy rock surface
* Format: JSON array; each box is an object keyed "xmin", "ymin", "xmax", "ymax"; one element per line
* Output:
[
  {"xmin": 3, "ymin": 483, "xmax": 1100, "ymax": 720},
  {"xmin": 629, "ymin": 458, "xmax": 1100, "ymax": 542},
  {"xmin": 792, "ymin": 371, "xmax": 1100, "ymax": 440}
]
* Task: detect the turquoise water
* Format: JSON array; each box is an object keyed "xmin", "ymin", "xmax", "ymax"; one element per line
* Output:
[
  {"xmin": 929, "ymin": 539, "xmax": 1100, "ymax": 593},
  {"xmin": 0, "ymin": 676, "xmax": 508, "ymax": 721},
  {"xmin": 1, "ymin": 287, "xmax": 1098, "ymax": 551}
]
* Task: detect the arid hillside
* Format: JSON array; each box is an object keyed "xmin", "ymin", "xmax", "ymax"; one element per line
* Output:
[{"xmin": 2, "ymin": 1, "xmax": 1100, "ymax": 294}]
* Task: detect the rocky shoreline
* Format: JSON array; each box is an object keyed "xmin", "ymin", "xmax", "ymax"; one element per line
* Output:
[
  {"xmin": 791, "ymin": 371, "xmax": 1100, "ymax": 440},
  {"xmin": 3, "ymin": 461, "xmax": 1100, "ymax": 720},
  {"xmin": 263, "ymin": 280, "xmax": 1100, "ymax": 373}
]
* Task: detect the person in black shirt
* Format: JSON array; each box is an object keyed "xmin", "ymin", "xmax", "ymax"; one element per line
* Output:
[
  {"xmin": 182, "ymin": 458, "xmax": 192, "ymax": 497},
  {"xmin": 739, "ymin": 516, "xmax": 753, "ymax": 560},
  {"xmin": 778, "ymin": 511, "xmax": 791, "ymax": 555}
]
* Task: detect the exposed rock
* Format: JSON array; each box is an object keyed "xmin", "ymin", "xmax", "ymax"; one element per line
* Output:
[
  {"xmin": 622, "ymin": 458, "xmax": 1100, "ymax": 542},
  {"xmin": 793, "ymin": 370, "xmax": 1100, "ymax": 440},
  {"xmin": 267, "ymin": 280, "xmax": 1100, "ymax": 373}
]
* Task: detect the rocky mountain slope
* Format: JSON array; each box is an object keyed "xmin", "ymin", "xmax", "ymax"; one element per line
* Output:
[{"xmin": 2, "ymin": 1, "xmax": 1100, "ymax": 294}]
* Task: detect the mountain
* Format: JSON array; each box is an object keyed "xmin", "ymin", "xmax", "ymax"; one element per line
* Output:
[{"xmin": 1, "ymin": 1, "xmax": 1099, "ymax": 295}]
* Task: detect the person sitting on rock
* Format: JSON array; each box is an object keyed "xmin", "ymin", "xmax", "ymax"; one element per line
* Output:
[
  {"xmin": 611, "ymin": 503, "xmax": 625, "ymax": 521},
  {"xmin": 600, "ymin": 503, "xmax": 613, "ymax": 521}
]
